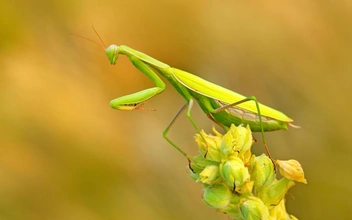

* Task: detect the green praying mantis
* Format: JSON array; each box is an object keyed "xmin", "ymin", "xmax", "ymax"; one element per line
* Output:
[{"xmin": 77, "ymin": 28, "xmax": 298, "ymax": 161}]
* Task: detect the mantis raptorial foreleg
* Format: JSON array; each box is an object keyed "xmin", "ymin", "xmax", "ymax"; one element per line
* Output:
[{"xmin": 110, "ymin": 55, "xmax": 166, "ymax": 110}]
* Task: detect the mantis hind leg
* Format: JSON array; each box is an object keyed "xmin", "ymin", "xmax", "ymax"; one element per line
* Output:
[
  {"xmin": 206, "ymin": 113, "xmax": 228, "ymax": 131},
  {"xmin": 211, "ymin": 96, "xmax": 275, "ymax": 169}
]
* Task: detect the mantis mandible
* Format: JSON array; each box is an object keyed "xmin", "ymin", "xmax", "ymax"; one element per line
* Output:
[{"xmin": 79, "ymin": 28, "xmax": 297, "ymax": 161}]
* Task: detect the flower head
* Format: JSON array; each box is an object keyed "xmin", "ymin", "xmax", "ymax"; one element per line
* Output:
[{"xmin": 188, "ymin": 125, "xmax": 306, "ymax": 219}]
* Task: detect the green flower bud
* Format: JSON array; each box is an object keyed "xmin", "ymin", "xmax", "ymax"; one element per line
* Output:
[
  {"xmin": 240, "ymin": 197, "xmax": 270, "ymax": 220},
  {"xmin": 189, "ymin": 169, "xmax": 199, "ymax": 181},
  {"xmin": 220, "ymin": 193, "xmax": 243, "ymax": 219},
  {"xmin": 218, "ymin": 191, "xmax": 243, "ymax": 219},
  {"xmin": 195, "ymin": 130, "xmax": 221, "ymax": 162},
  {"xmin": 250, "ymin": 154, "xmax": 275, "ymax": 188},
  {"xmin": 203, "ymin": 184, "xmax": 232, "ymax": 209},
  {"xmin": 220, "ymin": 157, "xmax": 250, "ymax": 190},
  {"xmin": 276, "ymin": 159, "xmax": 307, "ymax": 184},
  {"xmin": 236, "ymin": 180, "xmax": 254, "ymax": 194},
  {"xmin": 224, "ymin": 205, "xmax": 243, "ymax": 220},
  {"xmin": 269, "ymin": 198, "xmax": 291, "ymax": 220},
  {"xmin": 189, "ymin": 155, "xmax": 219, "ymax": 175},
  {"xmin": 220, "ymin": 128, "xmax": 237, "ymax": 158},
  {"xmin": 234, "ymin": 125, "xmax": 253, "ymax": 154},
  {"xmin": 220, "ymin": 125, "xmax": 253, "ymax": 160},
  {"xmin": 197, "ymin": 165, "xmax": 220, "ymax": 184},
  {"xmin": 262, "ymin": 178, "xmax": 295, "ymax": 206}
]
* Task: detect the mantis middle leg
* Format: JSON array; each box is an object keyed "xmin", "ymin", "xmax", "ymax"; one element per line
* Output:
[{"xmin": 163, "ymin": 99, "xmax": 209, "ymax": 158}]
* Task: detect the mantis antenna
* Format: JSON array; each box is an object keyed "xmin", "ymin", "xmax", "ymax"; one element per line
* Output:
[
  {"xmin": 91, "ymin": 25, "xmax": 106, "ymax": 49},
  {"xmin": 71, "ymin": 25, "xmax": 106, "ymax": 50}
]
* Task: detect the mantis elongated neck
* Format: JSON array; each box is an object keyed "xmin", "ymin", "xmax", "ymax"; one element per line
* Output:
[{"xmin": 116, "ymin": 45, "xmax": 171, "ymax": 90}]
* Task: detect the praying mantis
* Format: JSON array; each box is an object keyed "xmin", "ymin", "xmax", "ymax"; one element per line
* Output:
[{"xmin": 78, "ymin": 28, "xmax": 297, "ymax": 161}]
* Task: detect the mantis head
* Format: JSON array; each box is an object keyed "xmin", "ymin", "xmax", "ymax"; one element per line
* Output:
[{"xmin": 105, "ymin": 44, "xmax": 119, "ymax": 65}]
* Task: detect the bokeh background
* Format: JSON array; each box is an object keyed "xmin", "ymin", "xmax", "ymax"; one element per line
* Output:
[{"xmin": 1, "ymin": 0, "xmax": 351, "ymax": 219}]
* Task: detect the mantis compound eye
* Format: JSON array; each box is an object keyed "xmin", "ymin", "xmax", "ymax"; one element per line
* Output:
[{"xmin": 105, "ymin": 44, "xmax": 119, "ymax": 65}]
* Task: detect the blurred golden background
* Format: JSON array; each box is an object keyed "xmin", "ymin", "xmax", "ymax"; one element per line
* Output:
[{"xmin": 1, "ymin": 0, "xmax": 351, "ymax": 219}]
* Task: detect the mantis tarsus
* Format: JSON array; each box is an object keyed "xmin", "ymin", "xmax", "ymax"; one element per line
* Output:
[{"xmin": 78, "ymin": 28, "xmax": 297, "ymax": 161}]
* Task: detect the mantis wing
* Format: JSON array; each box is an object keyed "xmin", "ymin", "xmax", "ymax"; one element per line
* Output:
[{"xmin": 172, "ymin": 68, "xmax": 293, "ymax": 122}]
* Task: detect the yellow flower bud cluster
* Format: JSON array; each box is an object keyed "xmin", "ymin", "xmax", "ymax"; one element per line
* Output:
[{"xmin": 189, "ymin": 124, "xmax": 306, "ymax": 220}]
